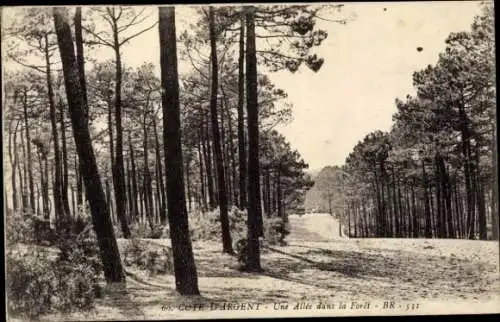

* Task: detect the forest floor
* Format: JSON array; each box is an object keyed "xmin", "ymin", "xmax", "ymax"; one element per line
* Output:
[{"xmin": 37, "ymin": 214, "xmax": 499, "ymax": 320}]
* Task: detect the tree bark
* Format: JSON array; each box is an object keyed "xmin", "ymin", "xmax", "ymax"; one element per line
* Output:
[
  {"xmin": 45, "ymin": 33, "xmax": 66, "ymax": 227},
  {"xmin": 237, "ymin": 10, "xmax": 247, "ymax": 209},
  {"xmin": 111, "ymin": 26, "xmax": 131, "ymax": 238},
  {"xmin": 74, "ymin": 6, "xmax": 87, "ymax": 211},
  {"xmin": 208, "ymin": 6, "xmax": 233, "ymax": 254},
  {"xmin": 54, "ymin": 7, "xmax": 125, "ymax": 283},
  {"xmin": 203, "ymin": 115, "xmax": 216, "ymax": 209},
  {"xmin": 245, "ymin": 5, "xmax": 262, "ymax": 272},
  {"xmin": 22, "ymin": 91, "xmax": 36, "ymax": 213},
  {"xmin": 59, "ymin": 101, "xmax": 71, "ymax": 217},
  {"xmin": 153, "ymin": 118, "xmax": 167, "ymax": 224},
  {"xmin": 159, "ymin": 6, "xmax": 200, "ymax": 295},
  {"xmin": 128, "ymin": 134, "xmax": 140, "ymax": 225},
  {"xmin": 492, "ymin": 125, "xmax": 499, "ymax": 240}
]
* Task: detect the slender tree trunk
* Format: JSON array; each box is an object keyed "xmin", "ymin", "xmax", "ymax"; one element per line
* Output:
[
  {"xmin": 442, "ymin": 162, "xmax": 454, "ymax": 238},
  {"xmin": 71, "ymin": 185, "xmax": 75, "ymax": 217},
  {"xmin": 74, "ymin": 6, "xmax": 87, "ymax": 211},
  {"xmin": 154, "ymin": 155, "xmax": 162, "ymax": 223},
  {"xmin": 143, "ymin": 114, "xmax": 154, "ymax": 230},
  {"xmin": 139, "ymin": 181, "xmax": 144, "ymax": 226},
  {"xmin": 435, "ymin": 154, "xmax": 445, "ymax": 238},
  {"xmin": 111, "ymin": 32, "xmax": 131, "ymax": 238},
  {"xmin": 245, "ymin": 6, "xmax": 262, "ymax": 271},
  {"xmin": 208, "ymin": 6, "xmax": 233, "ymax": 254},
  {"xmin": 421, "ymin": 160, "xmax": 432, "ymax": 238},
  {"xmin": 237, "ymin": 11, "xmax": 247, "ymax": 209},
  {"xmin": 9, "ymin": 121, "xmax": 18, "ymax": 211},
  {"xmin": 75, "ymin": 155, "xmax": 83, "ymax": 208},
  {"xmin": 203, "ymin": 115, "xmax": 216, "ymax": 209},
  {"xmin": 197, "ymin": 138, "xmax": 207, "ymax": 211},
  {"xmin": 264, "ymin": 168, "xmax": 271, "ymax": 217},
  {"xmin": 45, "ymin": 33, "xmax": 66, "ymax": 227},
  {"xmin": 458, "ymin": 102, "xmax": 475, "ymax": 239},
  {"xmin": 128, "ymin": 135, "xmax": 140, "ymax": 225},
  {"xmin": 224, "ymin": 98, "xmax": 239, "ymax": 207},
  {"xmin": 411, "ymin": 183, "xmax": 418, "ymax": 237},
  {"xmin": 44, "ymin": 157, "xmax": 51, "ymax": 219},
  {"xmin": 20, "ymin": 126, "xmax": 29, "ymax": 212},
  {"xmin": 59, "ymin": 101, "xmax": 71, "ymax": 217},
  {"xmin": 185, "ymin": 157, "xmax": 192, "ymax": 212},
  {"xmin": 54, "ymin": 7, "xmax": 125, "ymax": 283},
  {"xmin": 126, "ymin": 158, "xmax": 133, "ymax": 222},
  {"xmin": 22, "ymin": 92, "xmax": 36, "ymax": 213},
  {"xmin": 153, "ymin": 119, "xmax": 167, "ymax": 224},
  {"xmin": 219, "ymin": 94, "xmax": 231, "ymax": 206},
  {"xmin": 159, "ymin": 6, "xmax": 200, "ymax": 294},
  {"xmin": 492, "ymin": 125, "xmax": 499, "ymax": 240},
  {"xmin": 105, "ymin": 179, "xmax": 114, "ymax": 225},
  {"xmin": 471, "ymin": 147, "xmax": 487, "ymax": 240}
]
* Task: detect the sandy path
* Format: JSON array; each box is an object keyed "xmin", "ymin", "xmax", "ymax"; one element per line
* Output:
[
  {"xmin": 30, "ymin": 213, "xmax": 499, "ymax": 321},
  {"xmin": 287, "ymin": 213, "xmax": 342, "ymax": 242}
]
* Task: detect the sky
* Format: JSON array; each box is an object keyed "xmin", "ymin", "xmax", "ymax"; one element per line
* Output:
[{"xmin": 2, "ymin": 2, "xmax": 486, "ymax": 172}]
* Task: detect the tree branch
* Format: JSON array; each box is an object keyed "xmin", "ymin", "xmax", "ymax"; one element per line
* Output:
[
  {"xmin": 7, "ymin": 54, "xmax": 46, "ymax": 73},
  {"xmin": 119, "ymin": 21, "xmax": 158, "ymax": 46}
]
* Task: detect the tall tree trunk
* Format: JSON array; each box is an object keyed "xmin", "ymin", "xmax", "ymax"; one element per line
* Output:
[
  {"xmin": 263, "ymin": 168, "xmax": 271, "ymax": 217},
  {"xmin": 159, "ymin": 6, "xmax": 200, "ymax": 295},
  {"xmin": 59, "ymin": 101, "xmax": 71, "ymax": 217},
  {"xmin": 20, "ymin": 126, "xmax": 29, "ymax": 212},
  {"xmin": 411, "ymin": 182, "xmax": 418, "ymax": 237},
  {"xmin": 154, "ymin": 155, "xmax": 162, "ymax": 223},
  {"xmin": 74, "ymin": 6, "xmax": 87, "ymax": 210},
  {"xmin": 54, "ymin": 7, "xmax": 125, "ymax": 283},
  {"xmin": 143, "ymin": 115, "xmax": 154, "ymax": 230},
  {"xmin": 421, "ymin": 160, "xmax": 432, "ymax": 238},
  {"xmin": 492, "ymin": 124, "xmax": 499, "ymax": 240},
  {"xmin": 245, "ymin": 5, "xmax": 262, "ymax": 271},
  {"xmin": 442, "ymin": 162, "xmax": 454, "ymax": 238},
  {"xmin": 45, "ymin": 33, "xmax": 66, "ymax": 227},
  {"xmin": 111, "ymin": 28, "xmax": 131, "ymax": 238},
  {"xmin": 208, "ymin": 6, "xmax": 233, "ymax": 254},
  {"xmin": 475, "ymin": 148, "xmax": 487, "ymax": 240},
  {"xmin": 197, "ymin": 138, "xmax": 207, "ymax": 211},
  {"xmin": 128, "ymin": 135, "xmax": 140, "ymax": 225},
  {"xmin": 126, "ymin": 158, "xmax": 133, "ymax": 223},
  {"xmin": 105, "ymin": 178, "xmax": 114, "ymax": 225},
  {"xmin": 22, "ymin": 91, "xmax": 36, "ymax": 213},
  {"xmin": 203, "ymin": 115, "xmax": 216, "ymax": 209},
  {"xmin": 434, "ymin": 154, "xmax": 445, "ymax": 238},
  {"xmin": 71, "ymin": 185, "xmax": 75, "ymax": 217},
  {"xmin": 391, "ymin": 169, "xmax": 400, "ymax": 237},
  {"xmin": 219, "ymin": 93, "xmax": 231, "ymax": 206},
  {"xmin": 139, "ymin": 181, "xmax": 144, "ymax": 226},
  {"xmin": 153, "ymin": 118, "xmax": 167, "ymax": 224},
  {"xmin": 185, "ymin": 157, "xmax": 192, "ymax": 212},
  {"xmin": 10, "ymin": 121, "xmax": 18, "ymax": 211},
  {"xmin": 458, "ymin": 101, "xmax": 475, "ymax": 239},
  {"xmin": 227, "ymin": 105, "xmax": 239, "ymax": 206},
  {"xmin": 237, "ymin": 11, "xmax": 247, "ymax": 210}
]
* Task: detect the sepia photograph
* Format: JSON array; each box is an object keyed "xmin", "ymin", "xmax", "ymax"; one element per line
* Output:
[{"xmin": 2, "ymin": 2, "xmax": 499, "ymax": 320}]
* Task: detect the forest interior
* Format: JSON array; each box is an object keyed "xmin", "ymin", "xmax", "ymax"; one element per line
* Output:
[{"xmin": 2, "ymin": 3, "xmax": 499, "ymax": 321}]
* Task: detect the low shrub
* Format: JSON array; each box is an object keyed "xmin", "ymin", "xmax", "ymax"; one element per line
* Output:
[
  {"xmin": 5, "ymin": 210, "xmax": 55, "ymax": 246},
  {"xmin": 6, "ymin": 214, "xmax": 103, "ymax": 320},
  {"xmin": 264, "ymin": 215, "xmax": 290, "ymax": 246},
  {"xmin": 189, "ymin": 206, "xmax": 289, "ymax": 247},
  {"xmin": 122, "ymin": 238, "xmax": 173, "ymax": 276},
  {"xmin": 122, "ymin": 223, "xmax": 169, "ymax": 239},
  {"xmin": 189, "ymin": 206, "xmax": 247, "ymax": 242}
]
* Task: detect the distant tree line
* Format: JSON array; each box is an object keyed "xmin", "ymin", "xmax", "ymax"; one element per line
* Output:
[{"xmin": 319, "ymin": 4, "xmax": 497, "ymax": 240}]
